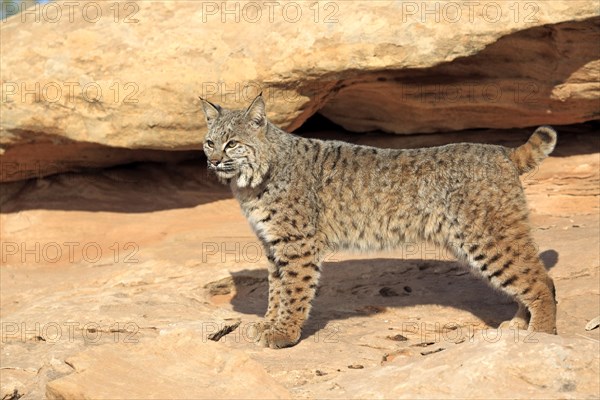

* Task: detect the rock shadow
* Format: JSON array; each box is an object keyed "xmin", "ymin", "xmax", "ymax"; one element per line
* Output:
[{"xmin": 1, "ymin": 157, "xmax": 232, "ymax": 213}]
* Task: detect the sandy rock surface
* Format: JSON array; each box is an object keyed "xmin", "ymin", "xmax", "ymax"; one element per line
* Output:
[
  {"xmin": 0, "ymin": 126, "xmax": 598, "ymax": 399},
  {"xmin": 44, "ymin": 329, "xmax": 291, "ymax": 399},
  {"xmin": 329, "ymin": 333, "xmax": 600, "ymax": 399},
  {"xmin": 1, "ymin": 1, "xmax": 599, "ymax": 179}
]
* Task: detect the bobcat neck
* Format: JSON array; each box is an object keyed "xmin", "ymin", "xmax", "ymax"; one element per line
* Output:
[{"xmin": 229, "ymin": 123, "xmax": 294, "ymax": 199}]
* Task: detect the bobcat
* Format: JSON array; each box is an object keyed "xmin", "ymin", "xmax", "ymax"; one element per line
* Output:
[{"xmin": 200, "ymin": 93, "xmax": 557, "ymax": 349}]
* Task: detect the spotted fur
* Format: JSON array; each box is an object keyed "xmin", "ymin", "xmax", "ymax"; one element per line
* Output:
[{"xmin": 200, "ymin": 94, "xmax": 557, "ymax": 348}]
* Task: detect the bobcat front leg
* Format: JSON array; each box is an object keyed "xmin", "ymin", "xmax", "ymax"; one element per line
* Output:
[
  {"xmin": 264, "ymin": 254, "xmax": 282, "ymax": 324},
  {"xmin": 253, "ymin": 241, "xmax": 321, "ymax": 349},
  {"xmin": 247, "ymin": 249, "xmax": 281, "ymax": 343}
]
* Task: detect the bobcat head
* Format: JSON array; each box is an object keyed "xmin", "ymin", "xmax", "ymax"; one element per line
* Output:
[{"xmin": 200, "ymin": 93, "xmax": 270, "ymax": 188}]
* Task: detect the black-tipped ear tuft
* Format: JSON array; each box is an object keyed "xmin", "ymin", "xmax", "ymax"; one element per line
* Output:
[
  {"xmin": 245, "ymin": 93, "xmax": 266, "ymax": 128},
  {"xmin": 200, "ymin": 97, "xmax": 221, "ymax": 125}
]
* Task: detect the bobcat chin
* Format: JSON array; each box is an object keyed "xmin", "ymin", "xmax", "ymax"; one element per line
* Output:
[{"xmin": 200, "ymin": 93, "xmax": 557, "ymax": 349}]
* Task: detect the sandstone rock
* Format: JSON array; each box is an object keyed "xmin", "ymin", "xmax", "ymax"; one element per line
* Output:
[
  {"xmin": 321, "ymin": 17, "xmax": 600, "ymax": 134},
  {"xmin": 330, "ymin": 333, "xmax": 600, "ymax": 399},
  {"xmin": 45, "ymin": 329, "xmax": 291, "ymax": 399},
  {"xmin": 1, "ymin": 1, "xmax": 599, "ymax": 180}
]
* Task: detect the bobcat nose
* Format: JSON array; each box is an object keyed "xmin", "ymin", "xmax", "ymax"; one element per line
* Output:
[{"xmin": 209, "ymin": 159, "xmax": 220, "ymax": 167}]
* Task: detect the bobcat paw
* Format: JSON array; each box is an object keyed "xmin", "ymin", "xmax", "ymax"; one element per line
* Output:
[
  {"xmin": 247, "ymin": 322, "xmax": 300, "ymax": 349},
  {"xmin": 499, "ymin": 317, "xmax": 529, "ymax": 331}
]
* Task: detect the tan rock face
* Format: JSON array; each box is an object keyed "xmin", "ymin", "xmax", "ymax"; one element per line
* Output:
[
  {"xmin": 321, "ymin": 17, "xmax": 600, "ymax": 134},
  {"xmin": 0, "ymin": 1, "xmax": 599, "ymax": 180},
  {"xmin": 332, "ymin": 333, "xmax": 600, "ymax": 399},
  {"xmin": 45, "ymin": 329, "xmax": 291, "ymax": 400}
]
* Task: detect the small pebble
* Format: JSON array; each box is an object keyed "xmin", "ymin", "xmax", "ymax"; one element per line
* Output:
[
  {"xmin": 387, "ymin": 334, "xmax": 408, "ymax": 342},
  {"xmin": 420, "ymin": 348, "xmax": 445, "ymax": 356},
  {"xmin": 348, "ymin": 364, "xmax": 364, "ymax": 369},
  {"xmin": 585, "ymin": 316, "xmax": 600, "ymax": 331},
  {"xmin": 411, "ymin": 341, "xmax": 435, "ymax": 347}
]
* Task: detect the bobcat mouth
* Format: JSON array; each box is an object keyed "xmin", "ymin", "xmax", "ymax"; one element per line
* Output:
[
  {"xmin": 215, "ymin": 169, "xmax": 237, "ymax": 178},
  {"xmin": 209, "ymin": 163, "xmax": 237, "ymax": 178}
]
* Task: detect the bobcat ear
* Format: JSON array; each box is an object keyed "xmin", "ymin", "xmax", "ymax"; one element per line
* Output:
[
  {"xmin": 199, "ymin": 97, "xmax": 221, "ymax": 126},
  {"xmin": 244, "ymin": 92, "xmax": 266, "ymax": 129}
]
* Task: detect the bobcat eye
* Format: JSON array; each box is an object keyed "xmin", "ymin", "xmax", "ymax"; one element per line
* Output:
[
  {"xmin": 226, "ymin": 140, "xmax": 238, "ymax": 149},
  {"xmin": 205, "ymin": 140, "xmax": 214, "ymax": 148}
]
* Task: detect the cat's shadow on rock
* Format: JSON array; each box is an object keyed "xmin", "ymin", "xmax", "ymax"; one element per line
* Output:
[{"xmin": 226, "ymin": 250, "xmax": 558, "ymax": 339}]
